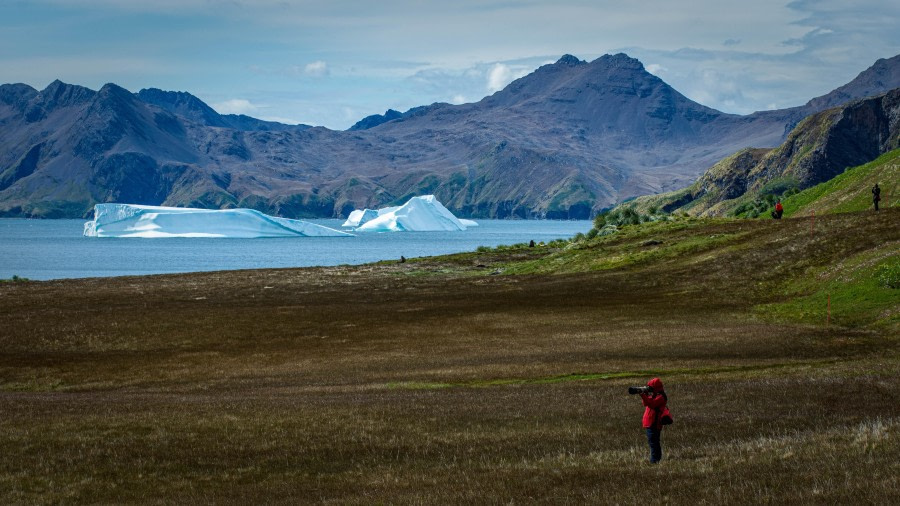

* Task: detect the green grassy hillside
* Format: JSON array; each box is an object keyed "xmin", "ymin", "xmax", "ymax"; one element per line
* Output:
[
  {"xmin": 471, "ymin": 209, "xmax": 899, "ymax": 331},
  {"xmin": 783, "ymin": 148, "xmax": 899, "ymax": 217}
]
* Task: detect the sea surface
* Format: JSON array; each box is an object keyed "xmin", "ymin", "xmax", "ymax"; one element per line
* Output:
[{"xmin": 0, "ymin": 218, "xmax": 592, "ymax": 280}]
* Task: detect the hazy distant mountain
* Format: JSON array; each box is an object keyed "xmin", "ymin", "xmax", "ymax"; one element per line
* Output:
[
  {"xmin": 804, "ymin": 55, "xmax": 900, "ymax": 112},
  {"xmin": 1, "ymin": 53, "xmax": 899, "ymax": 219},
  {"xmin": 754, "ymin": 54, "xmax": 900, "ymax": 138}
]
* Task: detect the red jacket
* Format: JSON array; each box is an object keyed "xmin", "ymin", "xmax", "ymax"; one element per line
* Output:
[
  {"xmin": 640, "ymin": 378, "xmax": 667, "ymax": 429},
  {"xmin": 775, "ymin": 202, "xmax": 784, "ymax": 212}
]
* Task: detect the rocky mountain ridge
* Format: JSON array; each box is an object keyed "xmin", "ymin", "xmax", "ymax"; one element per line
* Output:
[
  {"xmin": 136, "ymin": 88, "xmax": 312, "ymax": 132},
  {"xmin": 1, "ymin": 53, "xmax": 899, "ymax": 219},
  {"xmin": 625, "ymin": 87, "xmax": 900, "ymax": 217}
]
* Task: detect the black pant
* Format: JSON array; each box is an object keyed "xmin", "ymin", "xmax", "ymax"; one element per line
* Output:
[
  {"xmin": 874, "ymin": 199, "xmax": 879, "ymax": 211},
  {"xmin": 646, "ymin": 428, "xmax": 662, "ymax": 463}
]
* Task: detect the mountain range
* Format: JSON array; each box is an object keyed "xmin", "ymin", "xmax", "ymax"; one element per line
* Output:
[{"xmin": 1, "ymin": 53, "xmax": 899, "ymax": 219}]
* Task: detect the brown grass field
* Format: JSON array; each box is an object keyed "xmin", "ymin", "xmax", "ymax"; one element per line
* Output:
[{"xmin": 1, "ymin": 209, "xmax": 898, "ymax": 504}]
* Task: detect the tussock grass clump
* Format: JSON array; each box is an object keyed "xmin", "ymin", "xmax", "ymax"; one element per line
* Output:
[
  {"xmin": 732, "ymin": 187, "xmax": 800, "ymax": 218},
  {"xmin": 877, "ymin": 260, "xmax": 900, "ymax": 289},
  {"xmin": 0, "ymin": 275, "xmax": 30, "ymax": 283},
  {"xmin": 582, "ymin": 206, "xmax": 676, "ymax": 240}
]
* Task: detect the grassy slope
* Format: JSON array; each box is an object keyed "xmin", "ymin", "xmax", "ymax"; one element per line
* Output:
[
  {"xmin": 503, "ymin": 212, "xmax": 899, "ymax": 329},
  {"xmin": 0, "ymin": 209, "xmax": 898, "ymax": 503},
  {"xmin": 782, "ymin": 148, "xmax": 900, "ymax": 217}
]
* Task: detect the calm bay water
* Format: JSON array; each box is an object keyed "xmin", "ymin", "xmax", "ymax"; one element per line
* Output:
[{"xmin": 0, "ymin": 219, "xmax": 591, "ymax": 280}]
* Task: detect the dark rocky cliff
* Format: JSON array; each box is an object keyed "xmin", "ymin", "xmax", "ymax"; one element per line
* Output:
[{"xmin": 748, "ymin": 89, "xmax": 900, "ymax": 189}]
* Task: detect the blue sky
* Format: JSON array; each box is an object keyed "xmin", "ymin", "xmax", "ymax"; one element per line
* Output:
[{"xmin": 1, "ymin": 0, "xmax": 898, "ymax": 129}]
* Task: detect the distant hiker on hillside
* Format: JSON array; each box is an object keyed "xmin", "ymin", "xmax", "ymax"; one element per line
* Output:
[
  {"xmin": 771, "ymin": 200, "xmax": 784, "ymax": 219},
  {"xmin": 629, "ymin": 377, "xmax": 670, "ymax": 464},
  {"xmin": 872, "ymin": 183, "xmax": 881, "ymax": 211}
]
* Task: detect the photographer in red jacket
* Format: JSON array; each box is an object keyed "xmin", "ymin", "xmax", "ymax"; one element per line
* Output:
[
  {"xmin": 771, "ymin": 200, "xmax": 784, "ymax": 219},
  {"xmin": 629, "ymin": 377, "xmax": 668, "ymax": 463}
]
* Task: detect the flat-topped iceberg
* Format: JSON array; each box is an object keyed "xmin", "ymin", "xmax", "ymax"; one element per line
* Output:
[
  {"xmin": 84, "ymin": 204, "xmax": 352, "ymax": 238},
  {"xmin": 350, "ymin": 195, "xmax": 477, "ymax": 232}
]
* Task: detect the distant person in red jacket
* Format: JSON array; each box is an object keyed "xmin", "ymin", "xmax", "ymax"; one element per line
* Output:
[
  {"xmin": 632, "ymin": 377, "xmax": 668, "ymax": 463},
  {"xmin": 771, "ymin": 200, "xmax": 784, "ymax": 219}
]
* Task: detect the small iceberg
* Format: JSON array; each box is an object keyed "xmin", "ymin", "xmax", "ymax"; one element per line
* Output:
[
  {"xmin": 349, "ymin": 195, "xmax": 477, "ymax": 232},
  {"xmin": 83, "ymin": 203, "xmax": 353, "ymax": 238}
]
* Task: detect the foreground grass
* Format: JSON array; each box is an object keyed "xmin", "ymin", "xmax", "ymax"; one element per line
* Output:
[
  {"xmin": 0, "ymin": 209, "xmax": 897, "ymax": 503},
  {"xmin": 3, "ymin": 367, "xmax": 898, "ymax": 504}
]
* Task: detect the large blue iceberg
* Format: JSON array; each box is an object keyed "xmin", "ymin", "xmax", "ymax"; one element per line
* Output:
[{"xmin": 83, "ymin": 204, "xmax": 352, "ymax": 238}]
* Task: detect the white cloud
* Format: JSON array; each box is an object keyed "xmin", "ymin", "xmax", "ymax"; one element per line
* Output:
[
  {"xmin": 487, "ymin": 63, "xmax": 529, "ymax": 93},
  {"xmin": 645, "ymin": 64, "xmax": 667, "ymax": 76},
  {"xmin": 663, "ymin": 61, "xmax": 752, "ymax": 113},
  {"xmin": 341, "ymin": 107, "xmax": 358, "ymax": 122},
  {"xmin": 304, "ymin": 60, "xmax": 329, "ymax": 77},
  {"xmin": 401, "ymin": 58, "xmax": 544, "ymax": 111},
  {"xmin": 259, "ymin": 115, "xmax": 304, "ymax": 125},
  {"xmin": 212, "ymin": 99, "xmax": 259, "ymax": 116},
  {"xmin": 210, "ymin": 98, "xmax": 308, "ymax": 124},
  {"xmin": 487, "ymin": 64, "xmax": 511, "ymax": 92}
]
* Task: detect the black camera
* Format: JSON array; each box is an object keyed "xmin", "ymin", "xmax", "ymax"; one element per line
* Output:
[{"xmin": 628, "ymin": 386, "xmax": 652, "ymax": 395}]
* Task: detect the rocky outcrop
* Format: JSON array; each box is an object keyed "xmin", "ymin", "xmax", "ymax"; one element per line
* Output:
[{"xmin": 347, "ymin": 109, "xmax": 403, "ymax": 131}]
